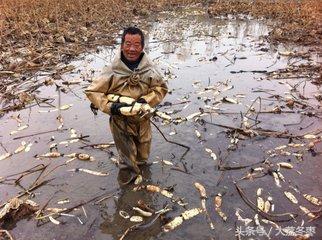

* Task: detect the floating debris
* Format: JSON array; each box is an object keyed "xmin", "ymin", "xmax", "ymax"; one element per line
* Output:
[
  {"xmin": 264, "ymin": 200, "xmax": 271, "ymax": 213},
  {"xmin": 134, "ymin": 175, "xmax": 143, "ymax": 185},
  {"xmin": 14, "ymin": 141, "xmax": 26, "ymax": 154},
  {"xmin": 272, "ymin": 172, "xmax": 281, "ymax": 187},
  {"xmin": 57, "ymin": 115, "xmax": 64, "ymax": 130},
  {"xmin": 163, "ymin": 208, "xmax": 203, "ymax": 232},
  {"xmin": 186, "ymin": 112, "xmax": 202, "ymax": 121},
  {"xmin": 194, "ymin": 182, "xmax": 214, "ymax": 229},
  {"xmin": 93, "ymin": 143, "xmax": 114, "ymax": 149},
  {"xmin": 68, "ymin": 168, "xmax": 109, "ymax": 176},
  {"xmin": 119, "ymin": 210, "xmax": 130, "ymax": 219},
  {"xmin": 161, "ymin": 160, "xmax": 173, "ymax": 166},
  {"xmin": 163, "ymin": 216, "xmax": 183, "ymax": 232},
  {"xmin": 303, "ymin": 194, "xmax": 322, "ymax": 206},
  {"xmin": 194, "ymin": 182, "xmax": 207, "ymax": 199},
  {"xmin": 169, "ymin": 130, "xmax": 177, "ymax": 136},
  {"xmin": 146, "ymin": 185, "xmax": 173, "ymax": 198},
  {"xmin": 49, "ymin": 216, "xmax": 60, "ymax": 225},
  {"xmin": 181, "ymin": 208, "xmax": 203, "ymax": 220},
  {"xmin": 214, "ymin": 193, "xmax": 227, "ymax": 221},
  {"xmin": 205, "ymin": 148, "xmax": 217, "ymax": 161},
  {"xmin": 277, "ymin": 162, "xmax": 293, "ymax": 169},
  {"xmin": 57, "ymin": 199, "xmax": 70, "ymax": 205},
  {"xmin": 130, "ymin": 215, "xmax": 143, "ymax": 222},
  {"xmin": 235, "ymin": 209, "xmax": 252, "ymax": 226},
  {"xmin": 10, "ymin": 124, "xmax": 29, "ymax": 135},
  {"xmin": 0, "ymin": 153, "xmax": 12, "ymax": 161},
  {"xmin": 65, "ymin": 153, "xmax": 94, "ymax": 161},
  {"xmin": 37, "ymin": 152, "xmax": 62, "ymax": 158},
  {"xmin": 38, "ymin": 109, "xmax": 59, "ymax": 113},
  {"xmin": 254, "ymin": 214, "xmax": 260, "ymax": 226},
  {"xmin": 284, "ymin": 191, "xmax": 298, "ymax": 204},
  {"xmin": 257, "ymin": 196, "xmax": 265, "ymax": 211},
  {"xmin": 303, "ymin": 134, "xmax": 317, "ymax": 139},
  {"xmin": 195, "ymin": 130, "xmax": 201, "ymax": 139},
  {"xmin": 256, "ymin": 188, "xmax": 263, "ymax": 196},
  {"xmin": 299, "ymin": 206, "xmax": 316, "ymax": 219},
  {"xmin": 155, "ymin": 111, "xmax": 172, "ymax": 121},
  {"xmin": 132, "ymin": 207, "xmax": 152, "ymax": 217},
  {"xmin": 222, "ymin": 97, "xmax": 238, "ymax": 104},
  {"xmin": 60, "ymin": 104, "xmax": 73, "ymax": 111},
  {"xmin": 25, "ymin": 143, "xmax": 33, "ymax": 152},
  {"xmin": 144, "ymin": 185, "xmax": 187, "ymax": 206}
]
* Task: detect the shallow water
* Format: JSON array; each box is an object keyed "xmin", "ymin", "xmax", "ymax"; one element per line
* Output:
[{"xmin": 0, "ymin": 6, "xmax": 321, "ymax": 240}]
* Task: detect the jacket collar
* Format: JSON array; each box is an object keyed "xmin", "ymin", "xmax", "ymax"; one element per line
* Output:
[{"xmin": 112, "ymin": 51, "xmax": 152, "ymax": 76}]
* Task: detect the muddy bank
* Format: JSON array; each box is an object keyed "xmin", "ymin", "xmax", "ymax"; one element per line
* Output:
[{"xmin": 0, "ymin": 6, "xmax": 321, "ymax": 240}]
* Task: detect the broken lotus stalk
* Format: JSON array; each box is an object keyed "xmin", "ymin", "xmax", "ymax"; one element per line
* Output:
[{"xmin": 194, "ymin": 182, "xmax": 215, "ymax": 229}]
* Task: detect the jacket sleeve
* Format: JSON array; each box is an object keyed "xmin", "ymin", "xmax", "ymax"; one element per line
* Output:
[
  {"xmin": 140, "ymin": 69, "xmax": 168, "ymax": 107},
  {"xmin": 84, "ymin": 68, "xmax": 114, "ymax": 115}
]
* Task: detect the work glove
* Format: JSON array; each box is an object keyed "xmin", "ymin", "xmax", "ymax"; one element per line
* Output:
[
  {"xmin": 136, "ymin": 98, "xmax": 147, "ymax": 104},
  {"xmin": 111, "ymin": 102, "xmax": 130, "ymax": 116}
]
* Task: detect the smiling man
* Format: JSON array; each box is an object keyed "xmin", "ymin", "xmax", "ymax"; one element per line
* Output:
[{"xmin": 85, "ymin": 27, "xmax": 168, "ymax": 184}]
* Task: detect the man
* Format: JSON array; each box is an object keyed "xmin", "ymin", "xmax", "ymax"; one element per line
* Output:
[{"xmin": 85, "ymin": 27, "xmax": 168, "ymax": 183}]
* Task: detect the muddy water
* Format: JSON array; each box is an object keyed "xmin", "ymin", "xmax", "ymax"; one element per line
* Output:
[{"xmin": 1, "ymin": 7, "xmax": 321, "ymax": 240}]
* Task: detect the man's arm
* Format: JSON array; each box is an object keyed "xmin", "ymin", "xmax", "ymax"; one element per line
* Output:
[
  {"xmin": 85, "ymin": 69, "xmax": 114, "ymax": 115},
  {"xmin": 139, "ymin": 70, "xmax": 168, "ymax": 107}
]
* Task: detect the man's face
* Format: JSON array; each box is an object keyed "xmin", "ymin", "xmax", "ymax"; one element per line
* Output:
[{"xmin": 121, "ymin": 34, "xmax": 143, "ymax": 62}]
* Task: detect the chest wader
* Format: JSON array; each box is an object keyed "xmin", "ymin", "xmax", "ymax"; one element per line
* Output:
[{"xmin": 109, "ymin": 115, "xmax": 151, "ymax": 174}]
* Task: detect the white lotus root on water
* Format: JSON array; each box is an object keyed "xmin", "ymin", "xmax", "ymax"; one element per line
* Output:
[
  {"xmin": 66, "ymin": 153, "xmax": 93, "ymax": 161},
  {"xmin": 132, "ymin": 207, "xmax": 152, "ymax": 217},
  {"xmin": 272, "ymin": 172, "xmax": 281, "ymax": 187},
  {"xmin": 119, "ymin": 210, "xmax": 130, "ymax": 219},
  {"xmin": 163, "ymin": 216, "xmax": 183, "ymax": 232},
  {"xmin": 303, "ymin": 194, "xmax": 322, "ymax": 206},
  {"xmin": 194, "ymin": 182, "xmax": 207, "ymax": 198},
  {"xmin": 68, "ymin": 168, "xmax": 108, "ymax": 176},
  {"xmin": 277, "ymin": 162, "xmax": 293, "ymax": 169},
  {"xmin": 257, "ymin": 196, "xmax": 265, "ymax": 211},
  {"xmin": 0, "ymin": 152, "xmax": 12, "ymax": 161},
  {"xmin": 284, "ymin": 191, "xmax": 298, "ymax": 204},
  {"xmin": 214, "ymin": 194, "xmax": 227, "ymax": 221},
  {"xmin": 299, "ymin": 206, "xmax": 316, "ymax": 218},
  {"xmin": 134, "ymin": 175, "xmax": 143, "ymax": 185},
  {"xmin": 129, "ymin": 215, "xmax": 143, "ymax": 222},
  {"xmin": 39, "ymin": 152, "xmax": 62, "ymax": 158},
  {"xmin": 264, "ymin": 200, "xmax": 271, "ymax": 213},
  {"xmin": 162, "ymin": 208, "xmax": 203, "ymax": 232}
]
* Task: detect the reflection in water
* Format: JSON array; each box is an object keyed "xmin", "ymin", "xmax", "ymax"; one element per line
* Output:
[
  {"xmin": 147, "ymin": 11, "xmax": 268, "ymax": 63},
  {"xmin": 100, "ymin": 166, "xmax": 162, "ymax": 240}
]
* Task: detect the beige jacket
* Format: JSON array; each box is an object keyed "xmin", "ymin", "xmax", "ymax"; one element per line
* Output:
[{"xmin": 85, "ymin": 51, "xmax": 168, "ymax": 118}]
